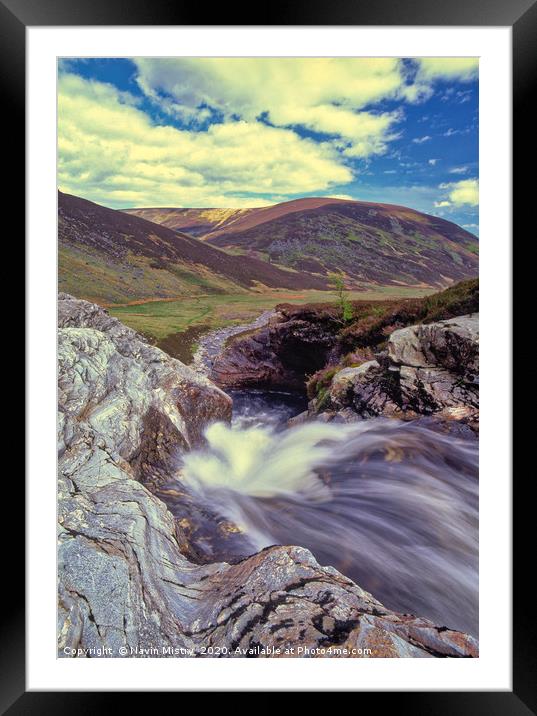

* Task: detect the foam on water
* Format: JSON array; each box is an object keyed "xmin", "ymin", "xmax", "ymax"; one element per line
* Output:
[{"xmin": 177, "ymin": 391, "xmax": 479, "ymax": 636}]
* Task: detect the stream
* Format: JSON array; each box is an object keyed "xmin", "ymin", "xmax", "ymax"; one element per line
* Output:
[
  {"xmin": 165, "ymin": 313, "xmax": 479, "ymax": 638},
  {"xmin": 190, "ymin": 310, "xmax": 275, "ymax": 375}
]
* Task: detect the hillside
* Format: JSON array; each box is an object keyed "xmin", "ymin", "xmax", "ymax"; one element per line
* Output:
[
  {"xmin": 127, "ymin": 198, "xmax": 478, "ymax": 289},
  {"xmin": 210, "ymin": 277, "xmax": 479, "ymax": 407},
  {"xmin": 123, "ymin": 206, "xmax": 259, "ymax": 238},
  {"xmin": 205, "ymin": 199, "xmax": 479, "ymax": 288},
  {"xmin": 58, "ymin": 192, "xmax": 327, "ymax": 304},
  {"xmin": 124, "ymin": 198, "xmax": 350, "ymax": 239}
]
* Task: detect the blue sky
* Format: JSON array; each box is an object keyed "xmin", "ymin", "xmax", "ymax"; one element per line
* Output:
[{"xmin": 58, "ymin": 57, "xmax": 478, "ymax": 234}]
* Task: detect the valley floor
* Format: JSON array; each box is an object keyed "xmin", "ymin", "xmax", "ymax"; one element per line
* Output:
[{"xmin": 109, "ymin": 285, "xmax": 435, "ymax": 362}]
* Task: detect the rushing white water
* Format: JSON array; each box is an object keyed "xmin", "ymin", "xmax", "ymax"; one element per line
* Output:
[{"xmin": 176, "ymin": 391, "xmax": 479, "ymax": 637}]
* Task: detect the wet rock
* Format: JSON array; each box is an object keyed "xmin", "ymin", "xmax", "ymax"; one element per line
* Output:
[
  {"xmin": 323, "ymin": 360, "xmax": 401, "ymax": 419},
  {"xmin": 58, "ymin": 293, "xmax": 232, "ymax": 486},
  {"xmin": 58, "ymin": 295, "xmax": 478, "ymax": 658},
  {"xmin": 390, "ymin": 314, "xmax": 479, "ymax": 421},
  {"xmin": 399, "ymin": 365, "xmax": 478, "ymax": 413},
  {"xmin": 190, "ymin": 310, "xmax": 275, "ymax": 377},
  {"xmin": 286, "ymin": 410, "xmax": 310, "ymax": 427},
  {"xmin": 210, "ymin": 323, "xmax": 292, "ymax": 390},
  {"xmin": 330, "ymin": 361, "xmax": 380, "ymax": 408},
  {"xmin": 211, "ymin": 305, "xmax": 342, "ymax": 391},
  {"xmin": 188, "ymin": 546, "xmax": 478, "ymax": 659}
]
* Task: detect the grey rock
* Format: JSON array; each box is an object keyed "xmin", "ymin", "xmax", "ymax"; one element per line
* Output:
[
  {"xmin": 399, "ymin": 365, "xmax": 479, "ymax": 413},
  {"xmin": 310, "ymin": 314, "xmax": 479, "ymax": 428},
  {"xmin": 58, "ymin": 293, "xmax": 232, "ymax": 486},
  {"xmin": 388, "ymin": 314, "xmax": 479, "ymax": 383},
  {"xmin": 329, "ymin": 361, "xmax": 381, "ymax": 409},
  {"xmin": 324, "ymin": 360, "xmax": 401, "ymax": 419},
  {"xmin": 286, "ymin": 410, "xmax": 310, "ymax": 427}
]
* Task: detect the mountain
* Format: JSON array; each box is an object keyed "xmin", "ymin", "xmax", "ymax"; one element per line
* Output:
[
  {"xmin": 58, "ymin": 191, "xmax": 327, "ymax": 304},
  {"xmin": 123, "ymin": 198, "xmax": 346, "ymax": 239},
  {"xmin": 127, "ymin": 198, "xmax": 478, "ymax": 288},
  {"xmin": 123, "ymin": 206, "xmax": 259, "ymax": 238}
]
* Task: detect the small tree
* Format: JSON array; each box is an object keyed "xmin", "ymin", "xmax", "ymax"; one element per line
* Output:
[{"xmin": 328, "ymin": 272, "xmax": 353, "ymax": 323}]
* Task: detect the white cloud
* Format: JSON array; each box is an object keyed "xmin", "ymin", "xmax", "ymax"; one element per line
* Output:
[
  {"xmin": 428, "ymin": 158, "xmax": 439, "ymax": 166},
  {"xmin": 436, "ymin": 178, "xmax": 479, "ymax": 207},
  {"xmin": 134, "ymin": 58, "xmax": 404, "ymax": 115},
  {"xmin": 446, "ymin": 178, "xmax": 479, "ymax": 206},
  {"xmin": 416, "ymin": 58, "xmax": 478, "ymax": 82},
  {"xmin": 395, "ymin": 59, "xmax": 478, "ymax": 106},
  {"xmin": 449, "ymin": 165, "xmax": 469, "ymax": 174},
  {"xmin": 134, "ymin": 58, "xmax": 406, "ymax": 161},
  {"xmin": 58, "ymin": 59, "xmax": 479, "ymax": 208},
  {"xmin": 132, "ymin": 57, "xmax": 478, "ymax": 163},
  {"xmin": 443, "ymin": 127, "xmax": 471, "ymax": 137},
  {"xmin": 58, "ymin": 73, "xmax": 352, "ymax": 207},
  {"xmin": 324, "ymin": 193, "xmax": 355, "ymax": 200}
]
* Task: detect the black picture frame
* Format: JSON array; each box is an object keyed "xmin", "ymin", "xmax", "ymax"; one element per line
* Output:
[{"xmin": 6, "ymin": 0, "xmax": 529, "ymax": 709}]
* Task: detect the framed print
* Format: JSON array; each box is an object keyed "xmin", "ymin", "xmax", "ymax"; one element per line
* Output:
[{"xmin": 8, "ymin": 0, "xmax": 531, "ymax": 707}]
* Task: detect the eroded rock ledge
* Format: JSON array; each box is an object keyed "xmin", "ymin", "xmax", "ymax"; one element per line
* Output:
[
  {"xmin": 305, "ymin": 314, "xmax": 479, "ymax": 431},
  {"xmin": 210, "ymin": 304, "xmax": 343, "ymax": 391},
  {"xmin": 58, "ymin": 294, "xmax": 478, "ymax": 658},
  {"xmin": 211, "ymin": 303, "xmax": 479, "ymax": 432}
]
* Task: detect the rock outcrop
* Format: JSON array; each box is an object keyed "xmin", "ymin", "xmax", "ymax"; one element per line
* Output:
[
  {"xmin": 211, "ymin": 305, "xmax": 342, "ymax": 390},
  {"xmin": 58, "ymin": 294, "xmax": 478, "ymax": 658},
  {"xmin": 308, "ymin": 314, "xmax": 479, "ymax": 429},
  {"xmin": 58, "ymin": 293, "xmax": 232, "ymax": 488}
]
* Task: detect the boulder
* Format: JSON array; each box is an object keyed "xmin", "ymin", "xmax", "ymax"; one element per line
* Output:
[
  {"xmin": 211, "ymin": 304, "xmax": 342, "ymax": 391},
  {"xmin": 311, "ymin": 314, "xmax": 479, "ymax": 428},
  {"xmin": 58, "ymin": 293, "xmax": 232, "ymax": 487},
  {"xmin": 388, "ymin": 314, "xmax": 479, "ymax": 383},
  {"xmin": 330, "ymin": 362, "xmax": 380, "ymax": 405},
  {"xmin": 399, "ymin": 366, "xmax": 479, "ymax": 413}
]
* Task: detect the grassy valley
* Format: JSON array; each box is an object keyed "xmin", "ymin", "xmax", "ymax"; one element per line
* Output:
[
  {"xmin": 109, "ymin": 285, "xmax": 435, "ymax": 360},
  {"xmin": 59, "ymin": 191, "xmax": 477, "ymax": 360}
]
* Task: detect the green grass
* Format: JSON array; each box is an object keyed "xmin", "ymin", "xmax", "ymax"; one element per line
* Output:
[
  {"xmin": 109, "ymin": 285, "xmax": 435, "ymax": 342},
  {"xmin": 58, "ymin": 245, "xmax": 243, "ymax": 305},
  {"xmin": 466, "ymin": 243, "xmax": 479, "ymax": 255}
]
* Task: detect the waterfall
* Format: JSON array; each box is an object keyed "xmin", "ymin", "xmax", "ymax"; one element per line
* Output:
[{"xmin": 173, "ymin": 392, "xmax": 479, "ymax": 637}]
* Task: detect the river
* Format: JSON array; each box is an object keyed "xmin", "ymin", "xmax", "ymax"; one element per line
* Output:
[
  {"xmin": 190, "ymin": 309, "xmax": 275, "ymax": 375},
  {"xmin": 163, "ymin": 314, "xmax": 479, "ymax": 638}
]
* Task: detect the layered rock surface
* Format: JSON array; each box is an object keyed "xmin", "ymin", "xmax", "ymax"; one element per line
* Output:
[
  {"xmin": 311, "ymin": 314, "xmax": 479, "ymax": 428},
  {"xmin": 211, "ymin": 305, "xmax": 342, "ymax": 390},
  {"xmin": 58, "ymin": 294, "xmax": 478, "ymax": 657}
]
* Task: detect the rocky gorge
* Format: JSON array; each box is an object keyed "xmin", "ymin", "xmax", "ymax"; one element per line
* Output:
[
  {"xmin": 58, "ymin": 292, "xmax": 479, "ymax": 658},
  {"xmin": 210, "ymin": 281, "xmax": 479, "ymax": 432},
  {"xmin": 297, "ymin": 314, "xmax": 479, "ymax": 432}
]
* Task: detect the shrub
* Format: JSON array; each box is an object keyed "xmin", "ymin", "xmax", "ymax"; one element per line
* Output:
[
  {"xmin": 306, "ymin": 365, "xmax": 339, "ymax": 400},
  {"xmin": 338, "ymin": 278, "xmax": 478, "ymax": 353}
]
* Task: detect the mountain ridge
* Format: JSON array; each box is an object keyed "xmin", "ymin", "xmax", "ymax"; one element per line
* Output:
[
  {"xmin": 125, "ymin": 197, "xmax": 478, "ymax": 289},
  {"xmin": 125, "ymin": 196, "xmax": 478, "ymax": 240}
]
